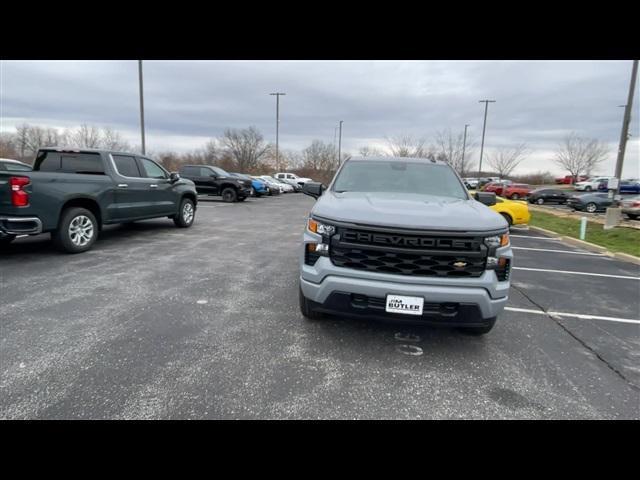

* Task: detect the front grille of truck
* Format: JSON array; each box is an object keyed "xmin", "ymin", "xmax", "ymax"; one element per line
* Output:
[{"xmin": 330, "ymin": 228, "xmax": 487, "ymax": 278}]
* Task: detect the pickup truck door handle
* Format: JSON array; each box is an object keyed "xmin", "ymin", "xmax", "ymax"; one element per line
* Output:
[
  {"xmin": 118, "ymin": 184, "xmax": 128, "ymax": 188},
  {"xmin": 150, "ymin": 184, "xmax": 158, "ymax": 188}
]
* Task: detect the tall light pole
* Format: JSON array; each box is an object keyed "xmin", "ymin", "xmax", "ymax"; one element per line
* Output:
[
  {"xmin": 138, "ymin": 60, "xmax": 146, "ymax": 155},
  {"xmin": 613, "ymin": 60, "xmax": 638, "ymax": 198},
  {"xmin": 338, "ymin": 120, "xmax": 344, "ymax": 163},
  {"xmin": 478, "ymin": 99, "xmax": 496, "ymax": 176},
  {"xmin": 269, "ymin": 92, "xmax": 286, "ymax": 171},
  {"xmin": 461, "ymin": 124, "xmax": 470, "ymax": 175}
]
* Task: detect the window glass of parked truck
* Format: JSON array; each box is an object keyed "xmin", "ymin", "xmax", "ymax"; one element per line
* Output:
[{"xmin": 332, "ymin": 160, "xmax": 469, "ymax": 200}]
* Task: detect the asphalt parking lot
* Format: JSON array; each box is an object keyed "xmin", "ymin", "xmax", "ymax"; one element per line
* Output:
[{"xmin": 1, "ymin": 194, "xmax": 639, "ymax": 419}]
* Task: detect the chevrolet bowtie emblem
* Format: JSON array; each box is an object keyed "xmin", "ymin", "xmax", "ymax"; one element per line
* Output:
[{"xmin": 453, "ymin": 261, "xmax": 467, "ymax": 268}]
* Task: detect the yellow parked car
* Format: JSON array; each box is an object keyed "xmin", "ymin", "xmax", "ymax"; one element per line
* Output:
[{"xmin": 469, "ymin": 190, "xmax": 531, "ymax": 226}]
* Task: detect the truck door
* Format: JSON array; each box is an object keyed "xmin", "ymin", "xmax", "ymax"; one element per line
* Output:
[
  {"xmin": 111, "ymin": 154, "xmax": 157, "ymax": 220},
  {"xmin": 137, "ymin": 157, "xmax": 178, "ymax": 216}
]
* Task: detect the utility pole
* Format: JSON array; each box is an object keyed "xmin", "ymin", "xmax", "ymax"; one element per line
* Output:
[
  {"xmin": 269, "ymin": 92, "xmax": 286, "ymax": 171},
  {"xmin": 613, "ymin": 60, "xmax": 638, "ymax": 198},
  {"xmin": 461, "ymin": 124, "xmax": 470, "ymax": 175},
  {"xmin": 478, "ymin": 100, "xmax": 496, "ymax": 176},
  {"xmin": 138, "ymin": 60, "xmax": 146, "ymax": 155},
  {"xmin": 338, "ymin": 120, "xmax": 344, "ymax": 164}
]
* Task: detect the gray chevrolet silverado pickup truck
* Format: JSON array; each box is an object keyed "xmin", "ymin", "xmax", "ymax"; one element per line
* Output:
[
  {"xmin": 299, "ymin": 156, "xmax": 512, "ymax": 334},
  {"xmin": 0, "ymin": 147, "xmax": 198, "ymax": 253}
]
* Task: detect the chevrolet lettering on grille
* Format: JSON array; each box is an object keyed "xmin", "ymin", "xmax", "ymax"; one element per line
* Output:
[{"xmin": 341, "ymin": 230, "xmax": 479, "ymax": 251}]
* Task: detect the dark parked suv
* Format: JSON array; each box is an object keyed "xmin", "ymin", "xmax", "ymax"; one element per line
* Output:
[{"xmin": 179, "ymin": 165, "xmax": 252, "ymax": 202}]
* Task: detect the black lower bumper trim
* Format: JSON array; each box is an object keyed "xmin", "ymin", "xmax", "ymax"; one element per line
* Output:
[{"xmin": 310, "ymin": 291, "xmax": 492, "ymax": 326}]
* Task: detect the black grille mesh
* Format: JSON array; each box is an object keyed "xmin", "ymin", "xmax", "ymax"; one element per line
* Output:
[{"xmin": 330, "ymin": 246, "xmax": 485, "ymax": 277}]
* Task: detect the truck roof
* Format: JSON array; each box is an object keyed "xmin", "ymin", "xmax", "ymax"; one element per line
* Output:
[
  {"xmin": 39, "ymin": 146, "xmax": 145, "ymax": 156},
  {"xmin": 347, "ymin": 156, "xmax": 448, "ymax": 165}
]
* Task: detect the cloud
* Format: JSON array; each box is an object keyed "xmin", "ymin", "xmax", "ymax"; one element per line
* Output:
[{"xmin": 1, "ymin": 60, "xmax": 638, "ymax": 177}]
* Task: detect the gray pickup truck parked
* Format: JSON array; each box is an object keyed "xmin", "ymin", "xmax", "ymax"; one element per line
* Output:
[
  {"xmin": 0, "ymin": 147, "xmax": 198, "ymax": 253},
  {"xmin": 299, "ymin": 156, "xmax": 512, "ymax": 334}
]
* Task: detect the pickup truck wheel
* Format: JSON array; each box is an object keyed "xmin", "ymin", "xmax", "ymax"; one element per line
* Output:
[
  {"xmin": 460, "ymin": 317, "xmax": 496, "ymax": 335},
  {"xmin": 174, "ymin": 198, "xmax": 195, "ymax": 228},
  {"xmin": 222, "ymin": 188, "xmax": 237, "ymax": 203},
  {"xmin": 53, "ymin": 207, "xmax": 98, "ymax": 253},
  {"xmin": 0, "ymin": 233, "xmax": 16, "ymax": 244},
  {"xmin": 299, "ymin": 287, "xmax": 322, "ymax": 320}
]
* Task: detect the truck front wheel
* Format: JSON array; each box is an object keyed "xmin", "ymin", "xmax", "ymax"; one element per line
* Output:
[
  {"xmin": 52, "ymin": 207, "xmax": 98, "ymax": 253},
  {"xmin": 221, "ymin": 188, "xmax": 237, "ymax": 203},
  {"xmin": 174, "ymin": 198, "xmax": 196, "ymax": 228},
  {"xmin": 460, "ymin": 317, "xmax": 496, "ymax": 335},
  {"xmin": 299, "ymin": 286, "xmax": 323, "ymax": 320}
]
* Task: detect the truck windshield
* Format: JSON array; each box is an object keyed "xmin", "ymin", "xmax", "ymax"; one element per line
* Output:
[{"xmin": 332, "ymin": 160, "xmax": 469, "ymax": 200}]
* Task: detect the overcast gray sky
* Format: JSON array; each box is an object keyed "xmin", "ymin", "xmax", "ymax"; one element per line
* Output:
[{"xmin": 1, "ymin": 60, "xmax": 638, "ymax": 177}]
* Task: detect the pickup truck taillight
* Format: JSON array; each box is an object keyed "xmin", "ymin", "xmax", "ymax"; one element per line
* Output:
[{"xmin": 10, "ymin": 176, "xmax": 30, "ymax": 207}]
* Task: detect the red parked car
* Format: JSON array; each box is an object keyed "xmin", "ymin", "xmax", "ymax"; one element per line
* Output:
[
  {"xmin": 483, "ymin": 181, "xmax": 510, "ymax": 196},
  {"xmin": 555, "ymin": 175, "xmax": 589, "ymax": 185},
  {"xmin": 502, "ymin": 184, "xmax": 532, "ymax": 200}
]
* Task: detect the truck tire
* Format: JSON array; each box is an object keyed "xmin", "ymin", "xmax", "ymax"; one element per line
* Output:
[
  {"xmin": 460, "ymin": 317, "xmax": 496, "ymax": 335},
  {"xmin": 221, "ymin": 187, "xmax": 237, "ymax": 203},
  {"xmin": 299, "ymin": 286, "xmax": 322, "ymax": 320},
  {"xmin": 500, "ymin": 213, "xmax": 513, "ymax": 226},
  {"xmin": 173, "ymin": 198, "xmax": 195, "ymax": 228},
  {"xmin": 52, "ymin": 207, "xmax": 98, "ymax": 253}
]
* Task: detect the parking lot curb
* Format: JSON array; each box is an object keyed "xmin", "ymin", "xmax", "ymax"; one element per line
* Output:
[{"xmin": 528, "ymin": 226, "xmax": 640, "ymax": 265}]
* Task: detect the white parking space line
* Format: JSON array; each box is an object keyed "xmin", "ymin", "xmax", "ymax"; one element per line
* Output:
[
  {"xmin": 511, "ymin": 246, "xmax": 607, "ymax": 256},
  {"xmin": 505, "ymin": 307, "xmax": 640, "ymax": 325},
  {"xmin": 513, "ymin": 267, "xmax": 640, "ymax": 280},
  {"xmin": 510, "ymin": 235, "xmax": 561, "ymax": 240}
]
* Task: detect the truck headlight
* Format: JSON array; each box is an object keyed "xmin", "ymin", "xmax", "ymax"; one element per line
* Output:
[
  {"xmin": 307, "ymin": 218, "xmax": 335, "ymax": 236},
  {"xmin": 484, "ymin": 233, "xmax": 509, "ymax": 248}
]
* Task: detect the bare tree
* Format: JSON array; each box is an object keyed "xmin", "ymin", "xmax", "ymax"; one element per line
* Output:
[
  {"xmin": 434, "ymin": 128, "xmax": 476, "ymax": 176},
  {"xmin": 487, "ymin": 144, "xmax": 530, "ymax": 178},
  {"xmin": 384, "ymin": 134, "xmax": 431, "ymax": 158},
  {"xmin": 302, "ymin": 140, "xmax": 338, "ymax": 172},
  {"xmin": 0, "ymin": 132, "xmax": 19, "ymax": 159},
  {"xmin": 67, "ymin": 124, "xmax": 102, "ymax": 148},
  {"xmin": 553, "ymin": 133, "xmax": 609, "ymax": 180},
  {"xmin": 358, "ymin": 145, "xmax": 385, "ymax": 157},
  {"xmin": 101, "ymin": 127, "xmax": 131, "ymax": 151},
  {"xmin": 220, "ymin": 126, "xmax": 270, "ymax": 172}
]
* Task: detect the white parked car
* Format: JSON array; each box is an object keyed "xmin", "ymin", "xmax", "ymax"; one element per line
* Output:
[
  {"xmin": 574, "ymin": 176, "xmax": 612, "ymax": 192},
  {"xmin": 259, "ymin": 175, "xmax": 291, "ymax": 193},
  {"xmin": 274, "ymin": 172, "xmax": 312, "ymax": 188}
]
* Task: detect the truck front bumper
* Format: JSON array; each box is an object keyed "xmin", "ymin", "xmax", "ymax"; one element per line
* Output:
[
  {"xmin": 300, "ymin": 231, "xmax": 512, "ymax": 324},
  {"xmin": 0, "ymin": 216, "xmax": 43, "ymax": 235}
]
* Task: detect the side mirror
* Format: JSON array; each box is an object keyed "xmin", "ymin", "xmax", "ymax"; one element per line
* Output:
[
  {"xmin": 475, "ymin": 191, "xmax": 497, "ymax": 206},
  {"xmin": 169, "ymin": 172, "xmax": 180, "ymax": 183},
  {"xmin": 303, "ymin": 181, "xmax": 325, "ymax": 199}
]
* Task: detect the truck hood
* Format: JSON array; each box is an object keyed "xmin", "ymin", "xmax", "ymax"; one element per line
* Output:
[{"xmin": 311, "ymin": 191, "xmax": 508, "ymax": 232}]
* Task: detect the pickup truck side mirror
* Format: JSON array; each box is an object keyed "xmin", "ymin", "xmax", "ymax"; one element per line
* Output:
[
  {"xmin": 169, "ymin": 172, "xmax": 180, "ymax": 183},
  {"xmin": 474, "ymin": 191, "xmax": 497, "ymax": 206},
  {"xmin": 303, "ymin": 181, "xmax": 325, "ymax": 199}
]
